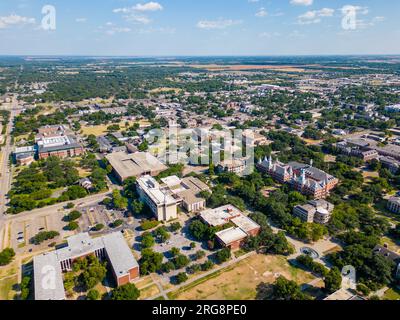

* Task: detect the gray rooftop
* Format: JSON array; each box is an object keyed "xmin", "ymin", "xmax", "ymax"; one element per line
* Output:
[{"xmin": 33, "ymin": 252, "xmax": 66, "ymax": 300}]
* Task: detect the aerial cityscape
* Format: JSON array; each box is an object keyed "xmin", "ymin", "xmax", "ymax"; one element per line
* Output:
[{"xmin": 0, "ymin": 0, "xmax": 400, "ymax": 305}]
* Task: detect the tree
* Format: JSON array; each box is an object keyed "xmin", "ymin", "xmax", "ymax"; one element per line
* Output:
[
  {"xmin": 112, "ymin": 190, "xmax": 128, "ymax": 210},
  {"xmin": 79, "ymin": 256, "xmax": 107, "ymax": 290},
  {"xmin": 66, "ymin": 203, "xmax": 75, "ymax": 209},
  {"xmin": 175, "ymin": 272, "xmax": 188, "ymax": 284},
  {"xmin": 93, "ymin": 224, "xmax": 104, "ymax": 231},
  {"xmin": 169, "ymin": 222, "xmax": 182, "ymax": 232},
  {"xmin": 139, "ymin": 249, "xmax": 164, "ymax": 275},
  {"xmin": 111, "ymin": 283, "xmax": 140, "ymax": 300},
  {"xmin": 324, "ymin": 267, "xmax": 342, "ymax": 294},
  {"xmin": 169, "ymin": 247, "xmax": 180, "ymax": 257},
  {"xmin": 0, "ymin": 248, "xmax": 16, "ymax": 266},
  {"xmin": 153, "ymin": 226, "xmax": 170, "ymax": 243},
  {"xmin": 67, "ymin": 221, "xmax": 79, "ymax": 231},
  {"xmin": 188, "ymin": 220, "xmax": 210, "ymax": 241},
  {"xmin": 173, "ymin": 254, "xmax": 190, "ymax": 269},
  {"xmin": 112, "ymin": 219, "xmax": 123, "ymax": 228},
  {"xmin": 201, "ymin": 260, "xmax": 214, "ymax": 271},
  {"xmin": 32, "ymin": 231, "xmax": 59, "ymax": 245},
  {"xmin": 141, "ymin": 232, "xmax": 155, "ymax": 249},
  {"xmin": 161, "ymin": 261, "xmax": 175, "ymax": 273},
  {"xmin": 215, "ymin": 248, "xmax": 231, "ymax": 264},
  {"xmin": 87, "ymin": 289, "xmax": 100, "ymax": 300},
  {"xmin": 67, "ymin": 210, "xmax": 82, "ymax": 221},
  {"xmin": 194, "ymin": 250, "xmax": 206, "ymax": 260},
  {"xmin": 20, "ymin": 276, "xmax": 31, "ymax": 300},
  {"xmin": 270, "ymin": 276, "xmax": 311, "ymax": 300}
]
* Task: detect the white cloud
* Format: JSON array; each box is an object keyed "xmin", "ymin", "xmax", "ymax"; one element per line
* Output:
[
  {"xmin": 255, "ymin": 8, "xmax": 268, "ymax": 18},
  {"xmin": 125, "ymin": 15, "xmax": 151, "ymax": 24},
  {"xmin": 197, "ymin": 19, "xmax": 242, "ymax": 30},
  {"xmin": 297, "ymin": 8, "xmax": 334, "ymax": 24},
  {"xmin": 106, "ymin": 27, "xmax": 132, "ymax": 35},
  {"xmin": 134, "ymin": 2, "xmax": 163, "ymax": 12},
  {"xmin": 0, "ymin": 14, "xmax": 35, "ymax": 29},
  {"xmin": 113, "ymin": 2, "xmax": 162, "ymax": 25},
  {"xmin": 248, "ymin": 0, "xmax": 260, "ymax": 3},
  {"xmin": 259, "ymin": 31, "xmax": 280, "ymax": 38},
  {"xmin": 75, "ymin": 18, "xmax": 87, "ymax": 23},
  {"xmin": 113, "ymin": 2, "xmax": 163, "ymax": 13},
  {"xmin": 290, "ymin": 0, "xmax": 313, "ymax": 6}
]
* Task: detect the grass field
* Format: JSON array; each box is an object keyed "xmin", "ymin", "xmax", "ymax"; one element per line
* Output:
[
  {"xmin": 80, "ymin": 119, "xmax": 151, "ymax": 136},
  {"xmin": 0, "ymin": 275, "xmax": 18, "ymax": 300},
  {"xmin": 383, "ymin": 287, "xmax": 400, "ymax": 300},
  {"xmin": 168, "ymin": 254, "xmax": 315, "ymax": 300}
]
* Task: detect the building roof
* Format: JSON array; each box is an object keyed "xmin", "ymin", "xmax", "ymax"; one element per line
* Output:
[
  {"xmin": 137, "ymin": 175, "xmax": 177, "ymax": 206},
  {"xmin": 14, "ymin": 145, "xmax": 36, "ymax": 154},
  {"xmin": 177, "ymin": 189, "xmax": 204, "ymax": 205},
  {"xmin": 373, "ymin": 245, "xmax": 400, "ymax": 262},
  {"xmin": 37, "ymin": 135, "xmax": 82, "ymax": 153},
  {"xmin": 106, "ymin": 152, "xmax": 167, "ymax": 180},
  {"xmin": 33, "ymin": 252, "xmax": 66, "ymax": 300},
  {"xmin": 102, "ymin": 232, "xmax": 139, "ymax": 277},
  {"xmin": 231, "ymin": 215, "xmax": 260, "ymax": 234},
  {"xmin": 200, "ymin": 205, "xmax": 243, "ymax": 227},
  {"xmin": 161, "ymin": 175, "xmax": 182, "ymax": 188},
  {"xmin": 181, "ymin": 177, "xmax": 210, "ymax": 193},
  {"xmin": 56, "ymin": 233, "xmax": 104, "ymax": 261},
  {"xmin": 33, "ymin": 232, "xmax": 138, "ymax": 300},
  {"xmin": 215, "ymin": 227, "xmax": 248, "ymax": 246}
]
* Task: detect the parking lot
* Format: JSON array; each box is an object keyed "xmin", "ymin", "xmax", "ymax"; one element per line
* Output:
[
  {"xmin": 78, "ymin": 204, "xmax": 126, "ymax": 233},
  {"xmin": 9, "ymin": 209, "xmax": 71, "ymax": 254}
]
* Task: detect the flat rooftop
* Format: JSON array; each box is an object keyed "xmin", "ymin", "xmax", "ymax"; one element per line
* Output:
[
  {"xmin": 106, "ymin": 152, "xmax": 167, "ymax": 180},
  {"xmin": 181, "ymin": 176, "xmax": 209, "ymax": 193},
  {"xmin": 137, "ymin": 175, "xmax": 177, "ymax": 206},
  {"xmin": 33, "ymin": 232, "xmax": 138, "ymax": 300},
  {"xmin": 102, "ymin": 232, "xmax": 139, "ymax": 277},
  {"xmin": 33, "ymin": 252, "xmax": 66, "ymax": 300},
  {"xmin": 215, "ymin": 227, "xmax": 248, "ymax": 246},
  {"xmin": 231, "ymin": 215, "xmax": 260, "ymax": 233},
  {"xmin": 200, "ymin": 205, "xmax": 243, "ymax": 227}
]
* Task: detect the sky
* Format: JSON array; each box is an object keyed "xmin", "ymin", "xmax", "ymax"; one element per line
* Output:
[{"xmin": 0, "ymin": 0, "xmax": 399, "ymax": 56}]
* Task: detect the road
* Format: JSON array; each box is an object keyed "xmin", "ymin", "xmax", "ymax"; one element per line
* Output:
[
  {"xmin": 0, "ymin": 96, "xmax": 17, "ymax": 250},
  {"xmin": 4, "ymin": 191, "xmax": 111, "ymax": 224}
]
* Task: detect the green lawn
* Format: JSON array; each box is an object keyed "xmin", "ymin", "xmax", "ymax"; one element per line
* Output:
[
  {"xmin": 0, "ymin": 275, "xmax": 18, "ymax": 300},
  {"xmin": 383, "ymin": 287, "xmax": 400, "ymax": 300}
]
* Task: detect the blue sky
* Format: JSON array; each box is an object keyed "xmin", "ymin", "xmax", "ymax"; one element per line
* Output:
[{"xmin": 0, "ymin": 0, "xmax": 399, "ymax": 56}]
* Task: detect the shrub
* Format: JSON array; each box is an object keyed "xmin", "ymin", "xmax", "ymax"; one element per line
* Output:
[
  {"xmin": 67, "ymin": 221, "xmax": 79, "ymax": 231},
  {"xmin": 112, "ymin": 219, "xmax": 124, "ymax": 228},
  {"xmin": 87, "ymin": 289, "xmax": 100, "ymax": 300},
  {"xmin": 32, "ymin": 231, "xmax": 59, "ymax": 245},
  {"xmin": 93, "ymin": 224, "xmax": 104, "ymax": 231},
  {"xmin": 0, "ymin": 248, "xmax": 15, "ymax": 266},
  {"xmin": 175, "ymin": 272, "xmax": 188, "ymax": 284}
]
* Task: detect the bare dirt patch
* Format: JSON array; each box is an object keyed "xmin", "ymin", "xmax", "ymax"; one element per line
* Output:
[{"xmin": 171, "ymin": 254, "xmax": 315, "ymax": 300}]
